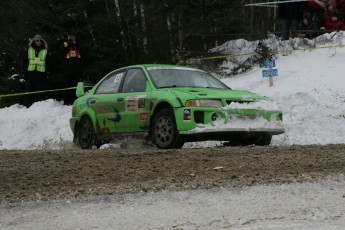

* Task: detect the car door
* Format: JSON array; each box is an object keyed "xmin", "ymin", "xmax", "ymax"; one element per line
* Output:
[
  {"xmin": 91, "ymin": 70, "xmax": 127, "ymax": 133},
  {"xmin": 116, "ymin": 68, "xmax": 151, "ymax": 134}
]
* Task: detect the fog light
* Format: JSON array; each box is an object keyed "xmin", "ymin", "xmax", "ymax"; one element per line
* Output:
[{"xmin": 211, "ymin": 113, "xmax": 220, "ymax": 121}]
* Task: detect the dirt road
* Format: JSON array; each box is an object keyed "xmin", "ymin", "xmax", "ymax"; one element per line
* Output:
[{"xmin": 1, "ymin": 144, "xmax": 345, "ymax": 203}]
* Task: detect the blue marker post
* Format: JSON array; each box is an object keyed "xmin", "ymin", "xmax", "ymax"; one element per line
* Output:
[{"xmin": 262, "ymin": 59, "xmax": 278, "ymax": 87}]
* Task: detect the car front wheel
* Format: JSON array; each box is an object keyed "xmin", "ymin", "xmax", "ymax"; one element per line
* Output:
[
  {"xmin": 152, "ymin": 108, "xmax": 184, "ymax": 149},
  {"xmin": 78, "ymin": 116, "xmax": 96, "ymax": 149}
]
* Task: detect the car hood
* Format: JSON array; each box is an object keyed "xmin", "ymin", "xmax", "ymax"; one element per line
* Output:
[{"xmin": 162, "ymin": 88, "xmax": 266, "ymax": 102}]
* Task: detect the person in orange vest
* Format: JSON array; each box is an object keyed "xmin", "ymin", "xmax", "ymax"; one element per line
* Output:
[
  {"xmin": 22, "ymin": 34, "xmax": 50, "ymax": 108},
  {"xmin": 59, "ymin": 33, "xmax": 83, "ymax": 105}
]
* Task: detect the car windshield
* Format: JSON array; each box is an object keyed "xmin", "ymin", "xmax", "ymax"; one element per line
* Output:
[{"xmin": 146, "ymin": 67, "xmax": 230, "ymax": 89}]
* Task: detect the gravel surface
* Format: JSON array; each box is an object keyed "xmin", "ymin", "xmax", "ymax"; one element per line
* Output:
[{"xmin": 1, "ymin": 144, "xmax": 345, "ymax": 203}]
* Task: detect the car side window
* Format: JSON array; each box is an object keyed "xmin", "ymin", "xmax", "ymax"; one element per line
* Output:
[
  {"xmin": 122, "ymin": 69, "xmax": 147, "ymax": 93},
  {"xmin": 95, "ymin": 71, "xmax": 125, "ymax": 94}
]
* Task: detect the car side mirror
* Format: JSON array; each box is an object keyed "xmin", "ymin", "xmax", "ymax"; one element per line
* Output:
[{"xmin": 76, "ymin": 82, "xmax": 85, "ymax": 97}]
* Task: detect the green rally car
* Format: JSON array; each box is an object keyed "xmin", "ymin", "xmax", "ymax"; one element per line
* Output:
[{"xmin": 70, "ymin": 64, "xmax": 284, "ymax": 149}]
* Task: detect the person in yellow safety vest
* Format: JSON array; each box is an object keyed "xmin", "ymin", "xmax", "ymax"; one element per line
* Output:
[
  {"xmin": 59, "ymin": 33, "xmax": 83, "ymax": 105},
  {"xmin": 22, "ymin": 34, "xmax": 50, "ymax": 108}
]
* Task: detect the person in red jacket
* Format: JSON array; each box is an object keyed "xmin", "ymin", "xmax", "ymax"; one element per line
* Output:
[{"xmin": 323, "ymin": 2, "xmax": 344, "ymax": 31}]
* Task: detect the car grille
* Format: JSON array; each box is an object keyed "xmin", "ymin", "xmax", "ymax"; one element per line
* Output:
[
  {"xmin": 228, "ymin": 114, "xmax": 261, "ymax": 120},
  {"xmin": 226, "ymin": 100, "xmax": 252, "ymax": 105}
]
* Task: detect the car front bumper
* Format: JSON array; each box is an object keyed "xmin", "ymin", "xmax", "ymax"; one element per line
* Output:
[
  {"xmin": 179, "ymin": 127, "xmax": 285, "ymax": 142},
  {"xmin": 180, "ymin": 127, "xmax": 285, "ymax": 135}
]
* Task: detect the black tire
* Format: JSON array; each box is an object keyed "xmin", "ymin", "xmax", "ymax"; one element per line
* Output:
[
  {"xmin": 152, "ymin": 108, "xmax": 184, "ymax": 149},
  {"xmin": 78, "ymin": 116, "xmax": 96, "ymax": 149}
]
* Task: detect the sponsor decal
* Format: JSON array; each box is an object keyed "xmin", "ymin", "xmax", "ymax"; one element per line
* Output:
[
  {"xmin": 106, "ymin": 108, "xmax": 121, "ymax": 122},
  {"xmin": 93, "ymin": 102, "xmax": 112, "ymax": 113},
  {"xmin": 176, "ymin": 97, "xmax": 184, "ymax": 107},
  {"xmin": 102, "ymin": 118, "xmax": 110, "ymax": 133},
  {"xmin": 138, "ymin": 98, "xmax": 146, "ymax": 108},
  {"xmin": 126, "ymin": 102, "xmax": 137, "ymax": 111},
  {"xmin": 183, "ymin": 109, "xmax": 192, "ymax": 121},
  {"xmin": 114, "ymin": 73, "xmax": 123, "ymax": 82},
  {"xmin": 125, "ymin": 95, "xmax": 146, "ymax": 112},
  {"xmin": 140, "ymin": 112, "xmax": 149, "ymax": 121},
  {"xmin": 86, "ymin": 97, "xmax": 98, "ymax": 107}
]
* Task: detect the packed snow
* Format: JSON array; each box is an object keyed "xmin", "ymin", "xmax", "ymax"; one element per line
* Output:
[
  {"xmin": 1, "ymin": 33, "xmax": 345, "ymax": 229},
  {"xmin": 1, "ymin": 177, "xmax": 345, "ymax": 230}
]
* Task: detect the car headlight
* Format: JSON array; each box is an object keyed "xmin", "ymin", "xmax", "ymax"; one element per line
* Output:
[{"xmin": 185, "ymin": 99, "xmax": 223, "ymax": 108}]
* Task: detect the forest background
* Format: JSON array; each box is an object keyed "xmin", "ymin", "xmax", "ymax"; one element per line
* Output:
[{"xmin": 0, "ymin": 0, "xmax": 279, "ymax": 107}]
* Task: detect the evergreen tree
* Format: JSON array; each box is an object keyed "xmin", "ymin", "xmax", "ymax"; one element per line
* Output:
[{"xmin": 0, "ymin": 0, "xmax": 265, "ymax": 107}]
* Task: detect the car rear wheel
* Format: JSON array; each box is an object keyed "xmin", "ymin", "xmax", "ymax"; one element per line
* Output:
[
  {"xmin": 152, "ymin": 108, "xmax": 184, "ymax": 149},
  {"xmin": 78, "ymin": 116, "xmax": 96, "ymax": 149}
]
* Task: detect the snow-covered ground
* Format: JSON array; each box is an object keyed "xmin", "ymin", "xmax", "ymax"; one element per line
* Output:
[
  {"xmin": 1, "ymin": 33, "xmax": 345, "ymax": 229},
  {"xmin": 1, "ymin": 177, "xmax": 345, "ymax": 230}
]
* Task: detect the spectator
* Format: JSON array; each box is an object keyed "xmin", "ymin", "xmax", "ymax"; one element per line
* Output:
[
  {"xmin": 336, "ymin": 0, "xmax": 345, "ymax": 20},
  {"xmin": 278, "ymin": 0, "xmax": 308, "ymax": 40},
  {"xmin": 298, "ymin": 12, "xmax": 317, "ymax": 39},
  {"xmin": 22, "ymin": 34, "xmax": 50, "ymax": 108},
  {"xmin": 323, "ymin": 1, "xmax": 344, "ymax": 31},
  {"xmin": 59, "ymin": 33, "xmax": 83, "ymax": 105},
  {"xmin": 307, "ymin": 0, "xmax": 328, "ymax": 29}
]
